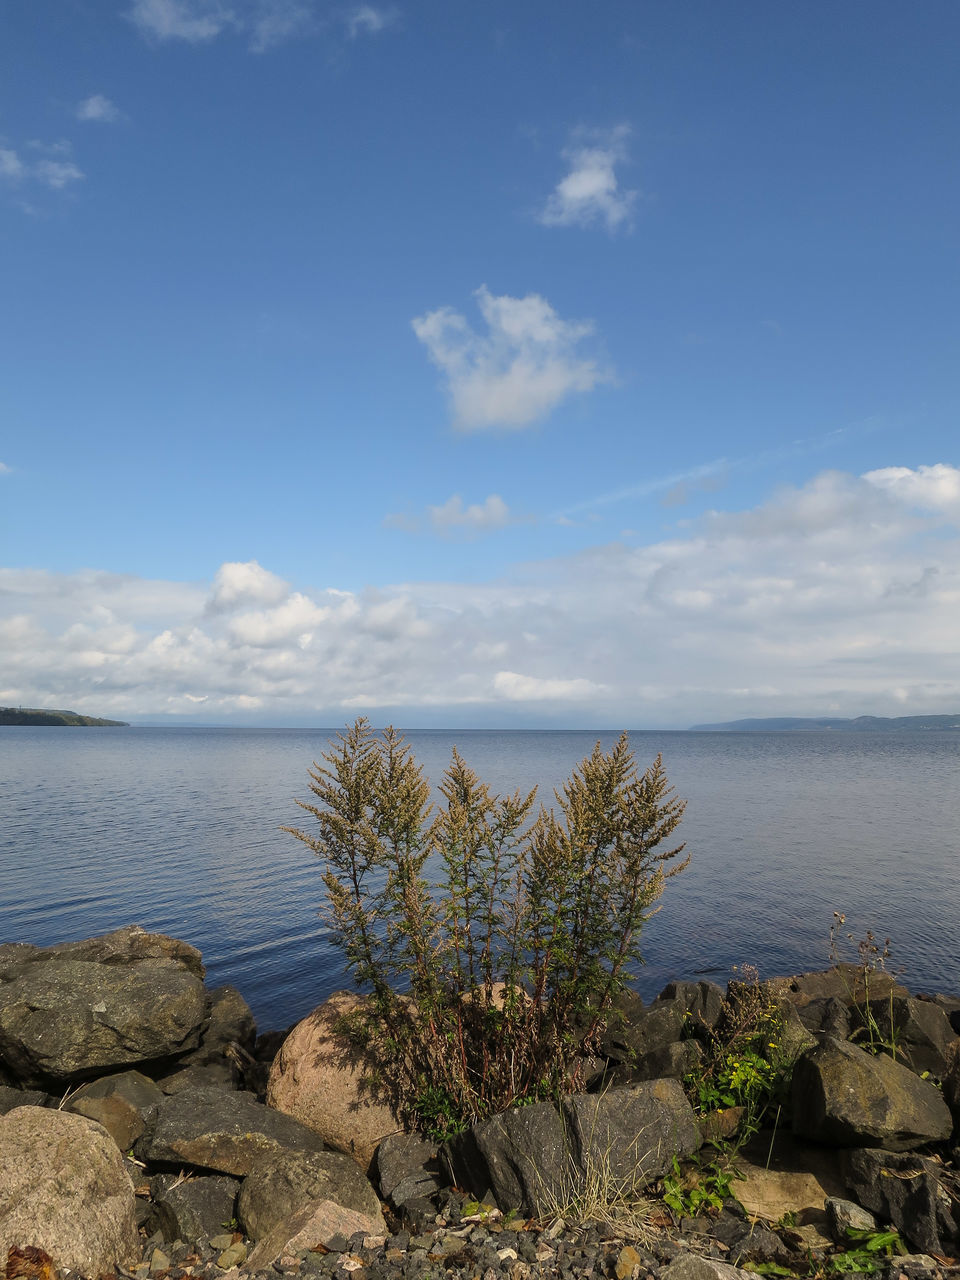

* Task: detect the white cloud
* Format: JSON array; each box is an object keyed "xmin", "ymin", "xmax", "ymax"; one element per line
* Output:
[
  {"xmin": 0, "ymin": 142, "xmax": 84, "ymax": 193},
  {"xmin": 126, "ymin": 0, "xmax": 233, "ymax": 42},
  {"xmin": 4, "ymin": 464, "xmax": 960, "ymax": 724},
  {"xmin": 429, "ymin": 494, "xmax": 512, "ymax": 533},
  {"xmin": 412, "ymin": 285, "xmax": 608, "ymax": 430},
  {"xmin": 76, "ymin": 95, "xmax": 121, "ymax": 123},
  {"xmin": 33, "ymin": 159, "xmax": 85, "ymax": 189},
  {"xmin": 0, "ymin": 461, "xmax": 11, "ymax": 474},
  {"xmin": 538, "ymin": 125, "xmax": 637, "ymax": 232},
  {"xmin": 345, "ymin": 5, "xmax": 392, "ymax": 37},
  {"xmin": 207, "ymin": 560, "xmax": 290, "ymax": 612}
]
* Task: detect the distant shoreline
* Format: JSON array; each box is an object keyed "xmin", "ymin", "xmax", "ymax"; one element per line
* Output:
[
  {"xmin": 690, "ymin": 713, "xmax": 960, "ymax": 732},
  {"xmin": 0, "ymin": 707, "xmax": 130, "ymax": 727}
]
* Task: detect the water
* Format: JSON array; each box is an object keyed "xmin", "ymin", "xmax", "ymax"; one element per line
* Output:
[{"xmin": 2, "ymin": 726, "xmax": 958, "ymax": 1031}]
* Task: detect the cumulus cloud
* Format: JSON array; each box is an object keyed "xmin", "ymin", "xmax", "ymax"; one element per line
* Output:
[
  {"xmin": 4, "ymin": 466, "xmax": 960, "ymax": 724},
  {"xmin": 0, "ymin": 461, "xmax": 11, "ymax": 474},
  {"xmin": 538, "ymin": 125, "xmax": 637, "ymax": 232},
  {"xmin": 76, "ymin": 95, "xmax": 121, "ymax": 123},
  {"xmin": 387, "ymin": 494, "xmax": 516, "ymax": 535},
  {"xmin": 0, "ymin": 149, "xmax": 24, "ymax": 181},
  {"xmin": 412, "ymin": 285, "xmax": 608, "ymax": 430}
]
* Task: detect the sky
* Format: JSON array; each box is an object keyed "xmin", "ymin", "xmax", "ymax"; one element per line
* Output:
[{"xmin": 1, "ymin": 1, "xmax": 959, "ymax": 727}]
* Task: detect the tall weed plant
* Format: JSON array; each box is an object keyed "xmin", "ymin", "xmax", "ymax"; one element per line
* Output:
[{"xmin": 286, "ymin": 718, "xmax": 688, "ymax": 1138}]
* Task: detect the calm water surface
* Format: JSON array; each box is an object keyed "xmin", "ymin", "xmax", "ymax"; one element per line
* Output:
[{"xmin": 2, "ymin": 726, "xmax": 958, "ymax": 1030}]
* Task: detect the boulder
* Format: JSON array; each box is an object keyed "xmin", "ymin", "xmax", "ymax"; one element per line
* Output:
[
  {"xmin": 0, "ymin": 1106, "xmax": 139, "ymax": 1276},
  {"xmin": 657, "ymin": 980, "xmax": 726, "ymax": 1034},
  {"xmin": 374, "ymin": 1132, "xmax": 442, "ymax": 1209},
  {"xmin": 794, "ymin": 996, "xmax": 852, "ymax": 1040},
  {"xmin": 660, "ymin": 1254, "xmax": 754, "ymax": 1280},
  {"xmin": 237, "ymin": 1148, "xmax": 385, "ymax": 1240},
  {"xmin": 135, "ymin": 1085, "xmax": 326, "ymax": 1175},
  {"xmin": 731, "ymin": 1130, "xmax": 846, "ymax": 1225},
  {"xmin": 266, "ymin": 992, "xmax": 399, "ymax": 1169},
  {"xmin": 0, "ymin": 928, "xmax": 209, "ymax": 1085},
  {"xmin": 769, "ymin": 964, "xmax": 907, "ymax": 1007},
  {"xmin": 858, "ymin": 995, "xmax": 959, "ymax": 1077},
  {"xmin": 66, "ymin": 1069, "xmax": 164, "ymax": 1151},
  {"xmin": 563, "ymin": 1080, "xmax": 701, "ymax": 1187},
  {"xmin": 244, "ymin": 1199, "xmax": 385, "ymax": 1272},
  {"xmin": 446, "ymin": 1080, "xmax": 700, "ymax": 1215},
  {"xmin": 840, "ymin": 1147, "xmax": 959, "ymax": 1255},
  {"xmin": 600, "ymin": 996, "xmax": 686, "ymax": 1064},
  {"xmin": 629, "ymin": 1039, "xmax": 704, "ymax": 1083},
  {"xmin": 445, "ymin": 1099, "xmax": 571, "ymax": 1215},
  {"xmin": 792, "ymin": 1036, "xmax": 952, "ymax": 1150},
  {"xmin": 823, "ymin": 1196, "xmax": 877, "ymax": 1242},
  {"xmin": 156, "ymin": 1061, "xmax": 238, "ymax": 1094},
  {"xmin": 149, "ymin": 1172, "xmax": 240, "ymax": 1243},
  {"xmin": 178, "ymin": 985, "xmax": 257, "ymax": 1066},
  {"xmin": 0, "ymin": 1086, "xmax": 51, "ymax": 1115}
]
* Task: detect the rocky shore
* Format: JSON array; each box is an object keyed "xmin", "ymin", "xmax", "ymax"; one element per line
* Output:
[{"xmin": 2, "ymin": 926, "xmax": 960, "ymax": 1280}]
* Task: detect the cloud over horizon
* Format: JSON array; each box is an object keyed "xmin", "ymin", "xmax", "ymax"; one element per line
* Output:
[
  {"xmin": 412, "ymin": 285, "xmax": 608, "ymax": 430},
  {"xmin": 126, "ymin": 0, "xmax": 393, "ymax": 49},
  {"xmin": 3, "ymin": 464, "xmax": 960, "ymax": 725}
]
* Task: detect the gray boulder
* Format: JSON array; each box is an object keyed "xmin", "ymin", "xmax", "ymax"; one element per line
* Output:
[
  {"xmin": 374, "ymin": 1132, "xmax": 441, "ymax": 1209},
  {"xmin": 563, "ymin": 1079, "xmax": 701, "ymax": 1187},
  {"xmin": 445, "ymin": 1100, "xmax": 571, "ymax": 1214},
  {"xmin": 446, "ymin": 1080, "xmax": 700, "ymax": 1215},
  {"xmin": 600, "ymin": 996, "xmax": 686, "ymax": 1064},
  {"xmin": 858, "ymin": 995, "xmax": 959, "ymax": 1078},
  {"xmin": 657, "ymin": 980, "xmax": 726, "ymax": 1034},
  {"xmin": 841, "ymin": 1147, "xmax": 959, "ymax": 1254},
  {"xmin": 0, "ymin": 1106, "xmax": 139, "ymax": 1276},
  {"xmin": 238, "ymin": 1148, "xmax": 386, "ymax": 1240},
  {"xmin": 792, "ymin": 1037, "xmax": 952, "ymax": 1151},
  {"xmin": 0, "ymin": 927, "xmax": 208, "ymax": 1085},
  {"xmin": 629, "ymin": 1038, "xmax": 704, "ymax": 1083},
  {"xmin": 149, "ymin": 1172, "xmax": 241, "ymax": 1243},
  {"xmin": 179, "ymin": 985, "xmax": 257, "ymax": 1067},
  {"xmin": 135, "ymin": 1085, "xmax": 327, "ymax": 1175},
  {"xmin": 0, "ymin": 1085, "xmax": 51, "ymax": 1114}
]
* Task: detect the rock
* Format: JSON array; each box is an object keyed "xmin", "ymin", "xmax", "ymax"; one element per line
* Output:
[
  {"xmin": 600, "ymin": 996, "xmax": 685, "ymax": 1064},
  {"xmin": 732, "ymin": 1130, "xmax": 846, "ymax": 1225},
  {"xmin": 266, "ymin": 992, "xmax": 399, "ymax": 1169},
  {"xmin": 840, "ymin": 1147, "xmax": 959, "ymax": 1255},
  {"xmin": 858, "ymin": 995, "xmax": 959, "ymax": 1077},
  {"xmin": 0, "ymin": 1105, "xmax": 139, "ymax": 1277},
  {"xmin": 770, "ymin": 965, "xmax": 907, "ymax": 1007},
  {"xmin": 445, "ymin": 1100, "xmax": 571, "ymax": 1215},
  {"xmin": 0, "ymin": 1086, "xmax": 51, "ymax": 1114},
  {"xmin": 179, "ymin": 985, "xmax": 257, "ymax": 1066},
  {"xmin": 660, "ymin": 1254, "xmax": 754, "ymax": 1280},
  {"xmin": 615, "ymin": 1244, "xmax": 645, "ymax": 1279},
  {"xmin": 629, "ymin": 1039, "xmax": 704, "ymax": 1082},
  {"xmin": 374, "ymin": 1133, "xmax": 441, "ymax": 1208},
  {"xmin": 794, "ymin": 997, "xmax": 853, "ymax": 1040},
  {"xmin": 237, "ymin": 1148, "xmax": 386, "ymax": 1240},
  {"xmin": 563, "ymin": 1080, "xmax": 701, "ymax": 1187},
  {"xmin": 65, "ymin": 1069, "xmax": 164, "ymax": 1152},
  {"xmin": 0, "ymin": 928, "xmax": 208, "ymax": 1085},
  {"xmin": 149, "ymin": 1172, "xmax": 240, "ymax": 1242},
  {"xmin": 792, "ymin": 1036, "xmax": 952, "ymax": 1150},
  {"xmin": 156, "ymin": 1061, "xmax": 239, "ymax": 1094},
  {"xmin": 657, "ymin": 980, "xmax": 726, "ymax": 1034},
  {"xmin": 823, "ymin": 1196, "xmax": 877, "ymax": 1242},
  {"xmin": 244, "ymin": 1199, "xmax": 386, "ymax": 1271},
  {"xmin": 135, "ymin": 1085, "xmax": 326, "ymax": 1175}
]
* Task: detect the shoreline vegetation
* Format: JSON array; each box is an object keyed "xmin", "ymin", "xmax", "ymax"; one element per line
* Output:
[{"xmin": 0, "ymin": 706, "xmax": 130, "ymax": 727}]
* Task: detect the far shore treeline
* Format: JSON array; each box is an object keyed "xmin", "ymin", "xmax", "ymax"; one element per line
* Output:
[{"xmin": 0, "ymin": 706, "xmax": 129, "ymax": 727}]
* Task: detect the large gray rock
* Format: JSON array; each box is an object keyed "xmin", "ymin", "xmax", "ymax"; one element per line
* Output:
[
  {"xmin": 135, "ymin": 1085, "xmax": 327, "ymax": 1175},
  {"xmin": 792, "ymin": 1036, "xmax": 952, "ymax": 1151},
  {"xmin": 446, "ymin": 1080, "xmax": 700, "ymax": 1215},
  {"xmin": 178, "ymin": 985, "xmax": 257, "ymax": 1067},
  {"xmin": 244, "ymin": 1200, "xmax": 386, "ymax": 1272},
  {"xmin": 841, "ymin": 1147, "xmax": 959, "ymax": 1254},
  {"xmin": 600, "ymin": 996, "xmax": 686, "ymax": 1064},
  {"xmin": 563, "ymin": 1079, "xmax": 701, "ymax": 1186},
  {"xmin": 0, "ymin": 927, "xmax": 209, "ymax": 1085},
  {"xmin": 859, "ymin": 995, "xmax": 959, "ymax": 1077},
  {"xmin": 0, "ymin": 1106, "xmax": 139, "ymax": 1276},
  {"xmin": 149, "ymin": 1172, "xmax": 241, "ymax": 1243},
  {"xmin": 238, "ymin": 1148, "xmax": 386, "ymax": 1240},
  {"xmin": 374, "ymin": 1133, "xmax": 441, "ymax": 1209},
  {"xmin": 445, "ymin": 1100, "xmax": 572, "ymax": 1214},
  {"xmin": 657, "ymin": 980, "xmax": 726, "ymax": 1034}
]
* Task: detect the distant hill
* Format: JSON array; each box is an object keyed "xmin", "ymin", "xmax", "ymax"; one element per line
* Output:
[
  {"xmin": 690, "ymin": 714, "xmax": 960, "ymax": 732},
  {"xmin": 0, "ymin": 707, "xmax": 130, "ymax": 727}
]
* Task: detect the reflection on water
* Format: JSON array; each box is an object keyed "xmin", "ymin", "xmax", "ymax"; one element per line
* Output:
[{"xmin": 2, "ymin": 725, "xmax": 958, "ymax": 1029}]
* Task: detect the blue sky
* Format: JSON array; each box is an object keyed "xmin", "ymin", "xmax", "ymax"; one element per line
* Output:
[{"xmin": 1, "ymin": 1, "xmax": 959, "ymax": 726}]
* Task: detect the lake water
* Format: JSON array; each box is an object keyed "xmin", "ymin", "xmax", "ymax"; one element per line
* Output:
[{"xmin": 2, "ymin": 726, "xmax": 958, "ymax": 1033}]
